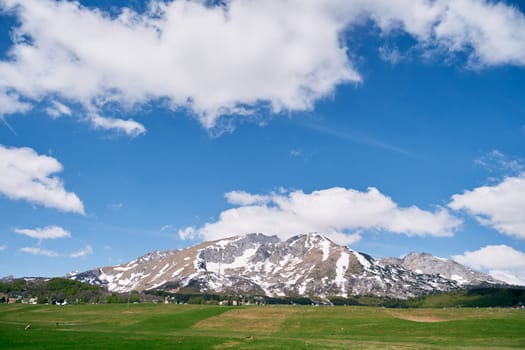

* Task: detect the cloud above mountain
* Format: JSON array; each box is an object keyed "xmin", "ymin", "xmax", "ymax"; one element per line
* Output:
[
  {"xmin": 179, "ymin": 187, "xmax": 461, "ymax": 245},
  {"xmin": 453, "ymin": 245, "xmax": 525, "ymax": 285},
  {"xmin": 0, "ymin": 144, "xmax": 84, "ymax": 213},
  {"xmin": 0, "ymin": 0, "xmax": 524, "ymax": 135},
  {"xmin": 20, "ymin": 246, "xmax": 59, "ymax": 257},
  {"xmin": 449, "ymin": 174, "xmax": 525, "ymax": 238},
  {"xmin": 19, "ymin": 244, "xmax": 93, "ymax": 259},
  {"xmin": 14, "ymin": 226, "xmax": 71, "ymax": 240},
  {"xmin": 69, "ymin": 245, "xmax": 93, "ymax": 258}
]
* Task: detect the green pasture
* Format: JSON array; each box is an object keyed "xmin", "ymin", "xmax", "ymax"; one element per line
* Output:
[{"xmin": 1, "ymin": 304, "xmax": 524, "ymax": 349}]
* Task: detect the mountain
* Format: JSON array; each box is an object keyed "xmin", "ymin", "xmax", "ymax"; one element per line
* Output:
[
  {"xmin": 379, "ymin": 252, "xmax": 502, "ymax": 286},
  {"xmin": 70, "ymin": 233, "xmax": 502, "ymax": 299}
]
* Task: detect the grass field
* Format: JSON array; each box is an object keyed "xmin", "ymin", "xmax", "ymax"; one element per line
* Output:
[{"xmin": 1, "ymin": 304, "xmax": 524, "ymax": 349}]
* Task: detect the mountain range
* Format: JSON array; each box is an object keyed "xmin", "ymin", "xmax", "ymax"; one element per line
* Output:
[{"xmin": 70, "ymin": 233, "xmax": 503, "ymax": 299}]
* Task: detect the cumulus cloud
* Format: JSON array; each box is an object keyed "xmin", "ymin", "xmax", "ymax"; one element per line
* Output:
[
  {"xmin": 453, "ymin": 245, "xmax": 525, "ymax": 285},
  {"xmin": 361, "ymin": 0, "xmax": 525, "ymax": 66},
  {"xmin": 20, "ymin": 246, "xmax": 59, "ymax": 257},
  {"xmin": 0, "ymin": 144, "xmax": 85, "ymax": 213},
  {"xmin": 449, "ymin": 174, "xmax": 525, "ymax": 238},
  {"xmin": 432, "ymin": 0, "xmax": 525, "ymax": 67},
  {"xmin": 69, "ymin": 244, "xmax": 93, "ymax": 258},
  {"xmin": 14, "ymin": 225, "xmax": 71, "ymax": 240},
  {"xmin": 0, "ymin": 0, "xmax": 359, "ymax": 133},
  {"xmin": 0, "ymin": 0, "xmax": 524, "ymax": 134},
  {"xmin": 0, "ymin": 91, "xmax": 31, "ymax": 117},
  {"xmin": 179, "ymin": 187, "xmax": 461, "ymax": 245}
]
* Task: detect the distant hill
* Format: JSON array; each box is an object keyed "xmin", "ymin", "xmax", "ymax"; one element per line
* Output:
[
  {"xmin": 404, "ymin": 287, "xmax": 525, "ymax": 308},
  {"xmin": 0, "ymin": 277, "xmax": 107, "ymax": 304}
]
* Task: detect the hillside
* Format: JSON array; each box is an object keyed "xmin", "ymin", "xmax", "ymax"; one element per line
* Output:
[{"xmin": 0, "ymin": 277, "xmax": 107, "ymax": 304}]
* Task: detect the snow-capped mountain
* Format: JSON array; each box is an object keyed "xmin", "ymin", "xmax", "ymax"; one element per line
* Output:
[
  {"xmin": 379, "ymin": 252, "xmax": 502, "ymax": 286},
  {"xmin": 70, "ymin": 233, "xmax": 502, "ymax": 299}
]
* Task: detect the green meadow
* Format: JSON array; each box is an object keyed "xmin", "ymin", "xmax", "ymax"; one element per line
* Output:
[{"xmin": 1, "ymin": 304, "xmax": 524, "ymax": 349}]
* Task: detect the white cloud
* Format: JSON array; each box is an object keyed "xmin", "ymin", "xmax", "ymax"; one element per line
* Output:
[
  {"xmin": 178, "ymin": 226, "xmax": 197, "ymax": 240},
  {"xmin": 0, "ymin": 145, "xmax": 85, "ymax": 214},
  {"xmin": 0, "ymin": 0, "xmax": 523, "ymax": 133},
  {"xmin": 20, "ymin": 246, "xmax": 59, "ymax": 257},
  {"xmin": 179, "ymin": 187, "xmax": 461, "ymax": 245},
  {"xmin": 46, "ymin": 100, "xmax": 72, "ymax": 119},
  {"xmin": 0, "ymin": 90, "xmax": 31, "ymax": 117},
  {"xmin": 449, "ymin": 174, "xmax": 525, "ymax": 238},
  {"xmin": 225, "ymin": 191, "xmax": 270, "ymax": 206},
  {"xmin": 475, "ymin": 150, "xmax": 524, "ymax": 176},
  {"xmin": 432, "ymin": 0, "xmax": 525, "ymax": 67},
  {"xmin": 14, "ymin": 225, "xmax": 71, "ymax": 240},
  {"xmin": 378, "ymin": 45, "xmax": 405, "ymax": 65},
  {"xmin": 0, "ymin": 245, "xmax": 6, "ymax": 251},
  {"xmin": 20, "ymin": 243, "xmax": 93, "ymax": 258},
  {"xmin": 0, "ymin": 0, "xmax": 360, "ymax": 133},
  {"xmin": 69, "ymin": 244, "xmax": 93, "ymax": 258},
  {"xmin": 88, "ymin": 114, "xmax": 146, "ymax": 137},
  {"xmin": 160, "ymin": 224, "xmax": 174, "ymax": 232},
  {"xmin": 453, "ymin": 245, "xmax": 525, "ymax": 285},
  {"xmin": 361, "ymin": 0, "xmax": 525, "ymax": 66}
]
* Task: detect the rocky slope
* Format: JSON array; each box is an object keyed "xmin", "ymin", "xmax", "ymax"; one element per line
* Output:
[
  {"xmin": 379, "ymin": 252, "xmax": 502, "ymax": 286},
  {"xmin": 70, "ymin": 233, "xmax": 502, "ymax": 299}
]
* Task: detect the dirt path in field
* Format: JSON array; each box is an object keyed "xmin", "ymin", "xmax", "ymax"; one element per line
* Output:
[
  {"xmin": 392, "ymin": 315, "xmax": 447, "ymax": 323},
  {"xmin": 193, "ymin": 306, "xmax": 298, "ymax": 333},
  {"xmin": 386, "ymin": 310, "xmax": 451, "ymax": 323}
]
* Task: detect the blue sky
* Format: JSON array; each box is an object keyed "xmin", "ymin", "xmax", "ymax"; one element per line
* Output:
[{"xmin": 0, "ymin": 0, "xmax": 525, "ymax": 284}]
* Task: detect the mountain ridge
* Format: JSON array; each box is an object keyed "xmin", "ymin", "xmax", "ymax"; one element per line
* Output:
[{"xmin": 70, "ymin": 233, "xmax": 504, "ymax": 299}]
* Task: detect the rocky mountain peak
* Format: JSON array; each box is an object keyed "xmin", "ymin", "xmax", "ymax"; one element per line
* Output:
[
  {"xmin": 70, "ymin": 233, "xmax": 503, "ymax": 299},
  {"xmin": 380, "ymin": 252, "xmax": 503, "ymax": 286}
]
